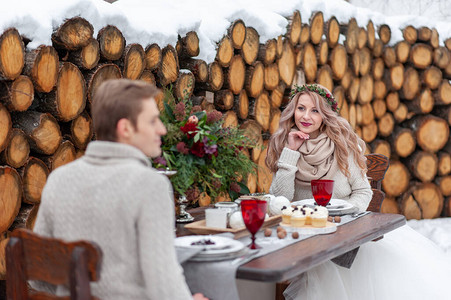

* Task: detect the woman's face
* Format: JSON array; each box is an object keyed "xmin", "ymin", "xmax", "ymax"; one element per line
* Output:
[{"xmin": 294, "ymin": 93, "xmax": 323, "ymax": 138}]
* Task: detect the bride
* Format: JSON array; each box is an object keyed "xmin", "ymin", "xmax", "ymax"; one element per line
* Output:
[{"xmin": 266, "ymin": 83, "xmax": 451, "ymax": 300}]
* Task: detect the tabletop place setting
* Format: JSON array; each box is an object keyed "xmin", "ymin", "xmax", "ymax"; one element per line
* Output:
[{"xmin": 174, "ymin": 179, "xmax": 376, "ymax": 264}]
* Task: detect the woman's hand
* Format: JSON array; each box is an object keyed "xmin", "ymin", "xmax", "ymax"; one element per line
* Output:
[
  {"xmin": 287, "ymin": 130, "xmax": 309, "ymax": 150},
  {"xmin": 193, "ymin": 293, "xmax": 209, "ymax": 300}
]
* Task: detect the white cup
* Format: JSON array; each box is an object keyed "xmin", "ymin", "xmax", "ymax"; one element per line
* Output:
[{"xmin": 205, "ymin": 208, "xmax": 228, "ymax": 229}]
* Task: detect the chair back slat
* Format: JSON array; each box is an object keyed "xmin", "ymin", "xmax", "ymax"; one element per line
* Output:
[
  {"xmin": 365, "ymin": 153, "xmax": 389, "ymax": 190},
  {"xmin": 366, "ymin": 189, "xmax": 385, "ymax": 213},
  {"xmin": 6, "ymin": 229, "xmax": 102, "ymax": 300},
  {"xmin": 365, "ymin": 154, "xmax": 390, "ymax": 214}
]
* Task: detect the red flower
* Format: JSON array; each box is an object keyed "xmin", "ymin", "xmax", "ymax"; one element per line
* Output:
[
  {"xmin": 180, "ymin": 122, "xmax": 198, "ymax": 138},
  {"xmin": 190, "ymin": 141, "xmax": 205, "ymax": 157},
  {"xmin": 326, "ymin": 93, "xmax": 331, "ymax": 98}
]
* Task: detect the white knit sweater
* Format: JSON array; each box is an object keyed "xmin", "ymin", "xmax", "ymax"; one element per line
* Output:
[
  {"xmin": 269, "ymin": 147, "xmax": 372, "ymax": 212},
  {"xmin": 33, "ymin": 141, "xmax": 193, "ymax": 300}
]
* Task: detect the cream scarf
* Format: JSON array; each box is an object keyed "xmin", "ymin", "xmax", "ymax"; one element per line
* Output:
[{"xmin": 290, "ymin": 131, "xmax": 338, "ymax": 187}]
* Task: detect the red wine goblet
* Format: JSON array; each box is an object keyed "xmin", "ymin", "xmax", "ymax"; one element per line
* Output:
[
  {"xmin": 311, "ymin": 179, "xmax": 334, "ymax": 207},
  {"xmin": 240, "ymin": 199, "xmax": 267, "ymax": 249}
]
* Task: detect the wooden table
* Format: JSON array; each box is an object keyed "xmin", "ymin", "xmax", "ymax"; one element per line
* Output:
[{"xmin": 177, "ymin": 208, "xmax": 406, "ymax": 282}]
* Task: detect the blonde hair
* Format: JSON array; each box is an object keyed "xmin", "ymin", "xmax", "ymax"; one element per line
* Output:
[{"xmin": 265, "ymin": 85, "xmax": 367, "ymax": 177}]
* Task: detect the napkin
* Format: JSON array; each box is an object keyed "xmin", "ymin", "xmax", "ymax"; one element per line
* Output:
[{"xmin": 176, "ymin": 246, "xmax": 203, "ymax": 264}]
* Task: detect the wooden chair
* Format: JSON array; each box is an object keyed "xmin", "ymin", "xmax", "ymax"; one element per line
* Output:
[
  {"xmin": 365, "ymin": 153, "xmax": 390, "ymax": 213},
  {"xmin": 6, "ymin": 229, "xmax": 102, "ymax": 300}
]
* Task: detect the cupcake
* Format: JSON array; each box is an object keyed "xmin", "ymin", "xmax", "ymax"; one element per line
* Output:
[
  {"xmin": 311, "ymin": 206, "xmax": 329, "ymax": 228},
  {"xmin": 300, "ymin": 206, "xmax": 314, "ymax": 225},
  {"xmin": 281, "ymin": 206, "xmax": 293, "ymax": 224},
  {"xmin": 291, "ymin": 208, "xmax": 306, "ymax": 227}
]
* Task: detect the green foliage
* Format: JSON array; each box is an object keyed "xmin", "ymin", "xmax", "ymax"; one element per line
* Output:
[{"xmin": 152, "ymin": 86, "xmax": 256, "ymax": 203}]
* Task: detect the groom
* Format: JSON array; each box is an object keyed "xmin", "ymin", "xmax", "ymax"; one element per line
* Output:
[{"xmin": 33, "ymin": 79, "xmax": 207, "ymax": 300}]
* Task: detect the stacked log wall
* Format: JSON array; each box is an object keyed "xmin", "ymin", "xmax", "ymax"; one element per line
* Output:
[{"xmin": 1, "ymin": 11, "xmax": 451, "ymax": 278}]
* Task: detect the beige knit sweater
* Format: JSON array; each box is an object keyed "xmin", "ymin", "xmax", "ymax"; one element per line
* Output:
[
  {"xmin": 269, "ymin": 147, "xmax": 372, "ymax": 212},
  {"xmin": 33, "ymin": 141, "xmax": 193, "ymax": 299}
]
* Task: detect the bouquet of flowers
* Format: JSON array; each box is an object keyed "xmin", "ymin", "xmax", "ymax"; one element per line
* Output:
[{"xmin": 152, "ymin": 88, "xmax": 256, "ymax": 205}]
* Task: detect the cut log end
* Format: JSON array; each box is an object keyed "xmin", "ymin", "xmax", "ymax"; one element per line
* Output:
[
  {"xmin": 52, "ymin": 17, "xmax": 94, "ymax": 50},
  {"xmin": 0, "ymin": 166, "xmax": 22, "ymax": 233},
  {"xmin": 21, "ymin": 157, "xmax": 49, "ymax": 204},
  {"xmin": 0, "ymin": 28, "xmax": 25, "ymax": 80},
  {"xmin": 97, "ymin": 25, "xmax": 125, "ymax": 61}
]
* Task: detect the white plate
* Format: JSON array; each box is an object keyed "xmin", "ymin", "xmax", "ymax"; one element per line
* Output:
[
  {"xmin": 174, "ymin": 235, "xmax": 232, "ymax": 250},
  {"xmin": 292, "ymin": 198, "xmax": 354, "ymax": 213},
  {"xmin": 190, "ymin": 248, "xmax": 249, "ymax": 262},
  {"xmin": 175, "ymin": 235, "xmax": 246, "ymax": 259}
]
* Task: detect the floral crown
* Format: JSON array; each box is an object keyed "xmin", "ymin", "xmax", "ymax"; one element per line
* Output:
[{"xmin": 290, "ymin": 84, "xmax": 339, "ymax": 113}]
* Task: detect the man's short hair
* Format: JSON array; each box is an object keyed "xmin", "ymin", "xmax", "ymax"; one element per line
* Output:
[{"xmin": 92, "ymin": 79, "xmax": 161, "ymax": 141}]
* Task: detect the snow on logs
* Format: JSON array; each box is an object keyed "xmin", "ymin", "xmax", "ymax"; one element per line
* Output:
[{"xmin": 0, "ymin": 13, "xmax": 451, "ymax": 258}]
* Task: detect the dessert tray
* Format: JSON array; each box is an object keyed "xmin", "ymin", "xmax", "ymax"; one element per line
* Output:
[
  {"xmin": 184, "ymin": 215, "xmax": 282, "ymax": 239},
  {"xmin": 174, "ymin": 235, "xmax": 247, "ymax": 261},
  {"xmin": 279, "ymin": 221, "xmax": 337, "ymax": 234},
  {"xmin": 291, "ymin": 199, "xmax": 355, "ymax": 215}
]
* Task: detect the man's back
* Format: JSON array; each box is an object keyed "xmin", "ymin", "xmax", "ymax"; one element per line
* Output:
[{"xmin": 33, "ymin": 141, "xmax": 192, "ymax": 299}]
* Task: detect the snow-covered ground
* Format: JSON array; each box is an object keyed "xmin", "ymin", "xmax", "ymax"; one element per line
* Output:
[
  {"xmin": 407, "ymin": 218, "xmax": 451, "ymax": 258},
  {"xmin": 1, "ymin": 0, "xmax": 450, "ymax": 255}
]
